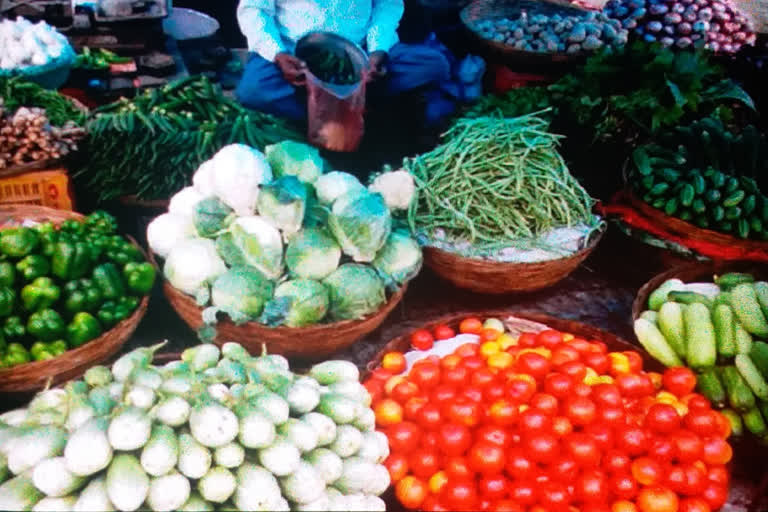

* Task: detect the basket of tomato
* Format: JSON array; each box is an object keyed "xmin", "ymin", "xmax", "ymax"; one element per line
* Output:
[{"xmin": 365, "ymin": 312, "xmax": 739, "ymax": 512}]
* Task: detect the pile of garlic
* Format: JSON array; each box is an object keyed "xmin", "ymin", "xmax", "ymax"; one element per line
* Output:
[{"xmin": 0, "ymin": 18, "xmax": 74, "ymax": 71}]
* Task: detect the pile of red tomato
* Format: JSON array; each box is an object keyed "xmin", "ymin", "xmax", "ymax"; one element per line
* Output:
[{"xmin": 364, "ymin": 317, "xmax": 734, "ymax": 512}]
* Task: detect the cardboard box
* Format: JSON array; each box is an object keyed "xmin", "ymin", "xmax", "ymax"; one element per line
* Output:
[{"xmin": 0, "ymin": 169, "xmax": 74, "ymax": 211}]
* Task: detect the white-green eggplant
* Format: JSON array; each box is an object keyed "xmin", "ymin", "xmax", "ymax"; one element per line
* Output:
[
  {"xmin": 32, "ymin": 457, "xmax": 86, "ymax": 497},
  {"xmin": 107, "ymin": 407, "xmax": 151, "ymax": 450},
  {"xmin": 140, "ymin": 424, "xmax": 178, "ymax": 477},
  {"xmin": 105, "ymin": 454, "xmax": 149, "ymax": 512},
  {"xmin": 198, "ymin": 466, "xmax": 236, "ymax": 503},
  {"xmin": 65, "ymin": 417, "xmax": 112, "ymax": 477},
  {"xmin": 146, "ymin": 470, "xmax": 191, "ymax": 512}
]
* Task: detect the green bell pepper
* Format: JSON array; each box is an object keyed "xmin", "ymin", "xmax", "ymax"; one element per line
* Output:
[
  {"xmin": 30, "ymin": 341, "xmax": 56, "ymax": 361},
  {"xmin": 85, "ymin": 211, "xmax": 118, "ymax": 235},
  {"xmin": 0, "ymin": 227, "xmax": 40, "ymax": 259},
  {"xmin": 0, "ymin": 287, "xmax": 15, "ymax": 317},
  {"xmin": 0, "ymin": 329, "xmax": 6, "ymax": 353},
  {"xmin": 39, "ymin": 230, "xmax": 59, "ymax": 258},
  {"xmin": 96, "ymin": 296, "xmax": 137, "ymax": 328},
  {"xmin": 21, "ymin": 277, "xmax": 61, "ymax": 312},
  {"xmin": 123, "ymin": 262, "xmax": 156, "ymax": 296},
  {"xmin": 50, "ymin": 339, "xmax": 67, "ymax": 356},
  {"xmin": 0, "ymin": 262, "xmax": 15, "ymax": 287},
  {"xmin": 2, "ymin": 343, "xmax": 30, "ymax": 366},
  {"xmin": 16, "ymin": 255, "xmax": 50, "ymax": 282},
  {"xmin": 59, "ymin": 219, "xmax": 85, "ymax": 236},
  {"xmin": 104, "ymin": 236, "xmax": 144, "ymax": 265},
  {"xmin": 92, "ymin": 263, "xmax": 125, "ymax": 300},
  {"xmin": 34, "ymin": 221, "xmax": 55, "ymax": 235},
  {"xmin": 63, "ymin": 279, "xmax": 103, "ymax": 314},
  {"xmin": 66, "ymin": 312, "xmax": 102, "ymax": 348},
  {"xmin": 27, "ymin": 309, "xmax": 65, "ymax": 342},
  {"xmin": 3, "ymin": 316, "xmax": 25, "ymax": 342},
  {"xmin": 52, "ymin": 241, "xmax": 93, "ymax": 281}
]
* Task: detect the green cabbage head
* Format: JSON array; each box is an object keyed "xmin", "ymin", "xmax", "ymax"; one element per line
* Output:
[
  {"xmin": 285, "ymin": 228, "xmax": 341, "ymax": 280},
  {"xmin": 328, "ymin": 191, "xmax": 392, "ymax": 263},
  {"xmin": 260, "ymin": 279, "xmax": 329, "ymax": 327},
  {"xmin": 209, "ymin": 266, "xmax": 275, "ymax": 324},
  {"xmin": 265, "ymin": 140, "xmax": 326, "ymax": 184},
  {"xmin": 323, "ymin": 264, "xmax": 386, "ymax": 321},
  {"xmin": 372, "ymin": 230, "xmax": 423, "ymax": 287}
]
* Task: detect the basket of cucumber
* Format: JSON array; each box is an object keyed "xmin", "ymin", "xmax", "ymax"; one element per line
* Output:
[{"xmin": 632, "ymin": 262, "xmax": 768, "ymax": 443}]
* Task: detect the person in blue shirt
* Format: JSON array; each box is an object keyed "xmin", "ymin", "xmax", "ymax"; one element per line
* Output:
[{"xmin": 235, "ymin": 0, "xmax": 456, "ymax": 124}]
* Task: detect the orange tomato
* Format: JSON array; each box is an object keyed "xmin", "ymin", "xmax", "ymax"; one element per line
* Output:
[
  {"xmin": 636, "ymin": 487, "xmax": 679, "ymax": 512},
  {"xmin": 375, "ymin": 398, "xmax": 404, "ymax": 427},
  {"xmin": 396, "ymin": 476, "xmax": 428, "ymax": 510},
  {"xmin": 428, "ymin": 471, "xmax": 449, "ymax": 494},
  {"xmin": 612, "ymin": 500, "xmax": 639, "ymax": 512},
  {"xmin": 441, "ymin": 354, "xmax": 462, "ymax": 370},
  {"xmin": 382, "ymin": 352, "xmax": 407, "ymax": 374},
  {"xmin": 385, "ymin": 375, "xmax": 407, "ymax": 396},
  {"xmin": 385, "ymin": 453, "xmax": 409, "ymax": 482},
  {"xmin": 481, "ymin": 329, "xmax": 501, "ymax": 343},
  {"xmin": 460, "ymin": 317, "xmax": 484, "ymax": 335}
]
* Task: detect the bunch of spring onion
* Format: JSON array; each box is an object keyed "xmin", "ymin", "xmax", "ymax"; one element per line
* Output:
[{"xmin": 0, "ymin": 342, "xmax": 390, "ymax": 511}]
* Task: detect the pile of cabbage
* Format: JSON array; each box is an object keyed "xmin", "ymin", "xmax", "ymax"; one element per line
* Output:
[
  {"xmin": 147, "ymin": 142, "xmax": 422, "ymax": 329},
  {"xmin": 0, "ymin": 342, "xmax": 390, "ymax": 511},
  {"xmin": 0, "ymin": 18, "xmax": 75, "ymax": 73}
]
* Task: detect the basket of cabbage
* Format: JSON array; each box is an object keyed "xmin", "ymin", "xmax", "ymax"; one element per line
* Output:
[{"xmin": 147, "ymin": 142, "xmax": 422, "ymax": 358}]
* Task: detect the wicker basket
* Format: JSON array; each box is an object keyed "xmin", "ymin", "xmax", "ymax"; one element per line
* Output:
[
  {"xmin": 460, "ymin": 0, "xmax": 591, "ymax": 63},
  {"xmin": 161, "ymin": 275, "xmax": 407, "ymax": 360},
  {"xmin": 0, "ymin": 205, "xmax": 149, "ymax": 392},
  {"xmin": 631, "ymin": 260, "xmax": 768, "ymax": 322},
  {"xmin": 366, "ymin": 310, "xmax": 660, "ymax": 375},
  {"xmin": 423, "ymin": 226, "xmax": 604, "ymax": 294}
]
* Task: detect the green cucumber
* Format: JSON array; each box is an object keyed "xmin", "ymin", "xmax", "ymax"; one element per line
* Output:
[
  {"xmin": 705, "ymin": 189, "xmax": 722, "ymax": 204},
  {"xmin": 664, "ymin": 197, "xmax": 679, "ymax": 216},
  {"xmin": 742, "ymin": 407, "xmax": 768, "ymax": 436},
  {"xmin": 668, "ymin": 291, "xmax": 713, "ymax": 309},
  {"xmin": 721, "ymin": 408, "xmax": 743, "ymax": 436},
  {"xmin": 721, "ymin": 365, "xmax": 756, "ymax": 412},
  {"xmin": 743, "ymin": 195, "xmax": 757, "ymax": 215},
  {"xmin": 658, "ymin": 302, "xmax": 687, "ymax": 358},
  {"xmin": 633, "ymin": 318, "xmax": 683, "ymax": 368},
  {"xmin": 692, "ymin": 174, "xmax": 707, "ymax": 195},
  {"xmin": 648, "ymin": 279, "xmax": 686, "ymax": 311},
  {"xmin": 712, "ymin": 304, "xmax": 737, "ymax": 358},
  {"xmin": 753, "ymin": 282, "xmax": 768, "ymax": 319},
  {"xmin": 735, "ymin": 322, "xmax": 754, "ymax": 355},
  {"xmin": 711, "ymin": 206, "xmax": 725, "ymax": 222},
  {"xmin": 738, "ymin": 218, "xmax": 751, "ymax": 239},
  {"xmin": 680, "ymin": 184, "xmax": 695, "ymax": 207},
  {"xmin": 729, "ymin": 284, "xmax": 768, "ymax": 337},
  {"xmin": 751, "ymin": 217, "xmax": 763, "ymax": 234},
  {"xmin": 683, "ymin": 303, "xmax": 717, "ymax": 369},
  {"xmin": 725, "ymin": 207, "xmax": 742, "ymax": 220},
  {"xmin": 692, "ymin": 198, "xmax": 707, "ymax": 214},
  {"xmin": 750, "ymin": 341, "xmax": 768, "ymax": 378},
  {"xmin": 633, "ymin": 148, "xmax": 653, "ymax": 176},
  {"xmin": 723, "ymin": 190, "xmax": 746, "ymax": 207},
  {"xmin": 725, "ymin": 177, "xmax": 740, "ymax": 194},
  {"xmin": 640, "ymin": 310, "xmax": 659, "ymax": 324},
  {"xmin": 735, "ymin": 354, "xmax": 768, "ymax": 400},
  {"xmin": 714, "ymin": 272, "xmax": 755, "ymax": 289},
  {"xmin": 697, "ymin": 368, "xmax": 727, "ymax": 408}
]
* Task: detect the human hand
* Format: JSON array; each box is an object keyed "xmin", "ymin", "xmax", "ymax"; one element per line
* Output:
[
  {"xmin": 368, "ymin": 51, "xmax": 389, "ymax": 81},
  {"xmin": 275, "ymin": 52, "xmax": 306, "ymax": 85}
]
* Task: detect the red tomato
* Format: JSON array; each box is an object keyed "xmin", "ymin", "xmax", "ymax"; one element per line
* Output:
[
  {"xmin": 645, "ymin": 403, "xmax": 682, "ymax": 433},
  {"xmin": 384, "ymin": 453, "xmax": 409, "ymax": 482},
  {"xmin": 679, "ymin": 498, "xmax": 712, "ymax": 512},
  {"xmin": 544, "ymin": 374, "xmax": 574, "ymax": 399},
  {"xmin": 552, "ymin": 416, "xmax": 574, "ymax": 437},
  {"xmin": 395, "ymin": 476, "xmax": 428, "ymax": 509},
  {"xmin": 441, "ymin": 354, "xmax": 462, "ymax": 370},
  {"xmin": 442, "ymin": 366, "xmax": 469, "ymax": 388},
  {"xmin": 431, "ymin": 385, "xmax": 458, "ymax": 407},
  {"xmin": 392, "ymin": 381, "xmax": 420, "ymax": 403},
  {"xmin": 636, "ymin": 487, "xmax": 679, "ymax": 512},
  {"xmin": 506, "ymin": 378, "xmax": 537, "ymax": 403},
  {"xmin": 436, "ymin": 423, "xmax": 472, "ymax": 456},
  {"xmin": 531, "ymin": 393, "xmax": 559, "ymax": 415},
  {"xmin": 490, "ymin": 500, "xmax": 525, "ymax": 512},
  {"xmin": 592, "ymin": 383, "xmax": 622, "ymax": 406},
  {"xmin": 440, "ymin": 478, "xmax": 479, "ymax": 510},
  {"xmin": 364, "ymin": 379, "xmax": 385, "ymax": 403},
  {"xmin": 550, "ymin": 456, "xmax": 579, "ymax": 482},
  {"xmin": 388, "ymin": 421, "xmax": 422, "ymax": 453},
  {"xmin": 409, "ymin": 449, "xmax": 441, "ymax": 479},
  {"xmin": 604, "ymin": 450, "xmax": 631, "ymax": 474},
  {"xmin": 417, "ymin": 403, "xmax": 443, "ymax": 430},
  {"xmin": 404, "ymin": 396, "xmax": 428, "ymax": 421},
  {"xmin": 459, "ymin": 317, "xmax": 484, "ymax": 335},
  {"xmin": 616, "ymin": 427, "xmax": 649, "ymax": 456},
  {"xmin": 508, "ymin": 480, "xmax": 538, "ymax": 506},
  {"xmin": 684, "ymin": 410, "xmax": 720, "ymax": 438},
  {"xmin": 666, "ymin": 465, "xmax": 687, "ymax": 494},
  {"xmin": 472, "ymin": 368, "xmax": 497, "ymax": 388},
  {"xmin": 663, "ymin": 367, "xmax": 697, "ymax": 397},
  {"xmin": 583, "ymin": 352, "xmax": 610, "ymax": 374},
  {"xmin": 713, "ymin": 411, "xmax": 732, "ymax": 438},
  {"xmin": 672, "ymin": 430, "xmax": 704, "ymax": 463},
  {"xmin": 682, "ymin": 393, "xmax": 711, "ymax": 412},
  {"xmin": 434, "ymin": 324, "xmax": 455, "ymax": 340},
  {"xmin": 461, "ymin": 356, "xmax": 485, "ymax": 372},
  {"xmin": 568, "ymin": 337, "xmax": 592, "ymax": 353},
  {"xmin": 421, "ymin": 496, "xmax": 449, "ymax": 512},
  {"xmin": 479, "ymin": 475, "xmax": 509, "ymax": 501},
  {"xmin": 707, "ymin": 465, "xmax": 729, "ymax": 486},
  {"xmin": 515, "ymin": 352, "xmax": 552, "ymax": 381},
  {"xmin": 525, "ymin": 433, "xmax": 560, "ymax": 464},
  {"xmin": 680, "ymin": 463, "xmax": 706, "ymax": 496},
  {"xmin": 411, "ymin": 329, "xmax": 435, "ymax": 350},
  {"xmin": 564, "ymin": 433, "xmax": 600, "ymax": 468},
  {"xmin": 590, "ymin": 341, "xmax": 608, "ymax": 353},
  {"xmin": 598, "ymin": 406, "xmax": 626, "ymax": 427},
  {"xmin": 517, "ymin": 332, "xmax": 537, "ymax": 347},
  {"xmin": 585, "ymin": 423, "xmax": 614, "ymax": 451},
  {"xmin": 455, "ymin": 342, "xmax": 479, "ymax": 358},
  {"xmin": 701, "ymin": 483, "xmax": 728, "ymax": 510},
  {"xmin": 520, "ymin": 409, "xmax": 553, "ymax": 432},
  {"xmin": 611, "ymin": 473, "xmax": 639, "ymax": 500},
  {"xmin": 444, "ymin": 398, "xmax": 483, "ymax": 427},
  {"xmin": 540, "ymin": 482, "xmax": 571, "ymax": 512},
  {"xmin": 616, "ymin": 373, "xmax": 653, "ymax": 398},
  {"xmin": 623, "ymin": 351, "xmax": 643, "ymax": 374},
  {"xmin": 648, "ymin": 437, "xmax": 676, "ymax": 463},
  {"xmin": 370, "ymin": 367, "xmax": 394, "ymax": 382},
  {"xmin": 631, "ymin": 457, "xmax": 664, "ymax": 486},
  {"xmin": 476, "ymin": 425, "xmax": 511, "ymax": 449},
  {"xmin": 422, "ymin": 431, "xmax": 439, "ymax": 450},
  {"xmin": 409, "ymin": 365, "xmax": 440, "ymax": 393},
  {"xmin": 460, "ymin": 386, "xmax": 484, "ymax": 403},
  {"xmin": 702, "ymin": 437, "xmax": 733, "ymax": 465},
  {"xmin": 505, "ymin": 450, "xmax": 535, "ymax": 480},
  {"xmin": 468, "ymin": 442, "xmax": 506, "ymax": 475},
  {"xmin": 552, "ymin": 346, "xmax": 580, "ymax": 366},
  {"xmin": 560, "ymin": 360, "xmax": 588, "ymax": 381},
  {"xmin": 537, "ymin": 330, "xmax": 564, "ymax": 348},
  {"xmin": 487, "ymin": 399, "xmax": 518, "ymax": 427},
  {"xmin": 445, "ymin": 456, "xmax": 473, "ymax": 479},
  {"xmin": 576, "ymin": 469, "xmax": 609, "ymax": 504},
  {"xmin": 484, "ymin": 383, "xmax": 506, "ymax": 402},
  {"xmin": 565, "ymin": 396, "xmax": 597, "ymax": 426},
  {"xmin": 381, "ymin": 352, "xmax": 407, "ymax": 374}
]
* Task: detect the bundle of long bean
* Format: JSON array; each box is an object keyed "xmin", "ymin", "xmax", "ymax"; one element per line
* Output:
[
  {"xmin": 0, "ymin": 77, "xmax": 86, "ymax": 126},
  {"xmin": 72, "ymin": 75, "xmax": 303, "ymax": 202},
  {"xmin": 406, "ymin": 111, "xmax": 596, "ymax": 250}
]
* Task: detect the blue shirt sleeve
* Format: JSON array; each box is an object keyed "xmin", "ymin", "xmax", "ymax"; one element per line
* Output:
[
  {"xmin": 237, "ymin": 0, "xmax": 286, "ymax": 61},
  {"xmin": 366, "ymin": 0, "xmax": 404, "ymax": 53}
]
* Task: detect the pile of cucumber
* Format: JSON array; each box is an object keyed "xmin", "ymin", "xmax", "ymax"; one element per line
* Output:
[
  {"xmin": 635, "ymin": 272, "xmax": 768, "ymax": 440},
  {"xmin": 629, "ymin": 116, "xmax": 768, "ymax": 240}
]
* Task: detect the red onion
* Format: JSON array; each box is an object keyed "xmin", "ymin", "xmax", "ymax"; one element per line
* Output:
[
  {"xmin": 683, "ymin": 11, "xmax": 698, "ymax": 22},
  {"xmin": 672, "ymin": 3, "xmax": 686, "ymax": 13},
  {"xmin": 677, "ymin": 21, "xmax": 693, "ymax": 34},
  {"xmin": 713, "ymin": 11, "xmax": 731, "ymax": 22},
  {"xmin": 708, "ymin": 41, "xmax": 720, "ymax": 50},
  {"xmin": 676, "ymin": 36, "xmax": 693, "ymax": 47},
  {"xmin": 711, "ymin": 2, "xmax": 726, "ymax": 12},
  {"xmin": 724, "ymin": 21, "xmax": 740, "ymax": 33},
  {"xmin": 660, "ymin": 36, "xmax": 675, "ymax": 45},
  {"xmin": 733, "ymin": 31, "xmax": 747, "ymax": 41}
]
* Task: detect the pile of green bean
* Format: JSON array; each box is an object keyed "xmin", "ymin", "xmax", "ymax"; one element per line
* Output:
[
  {"xmin": 0, "ymin": 77, "xmax": 86, "ymax": 126},
  {"xmin": 72, "ymin": 76, "xmax": 303, "ymax": 202},
  {"xmin": 301, "ymin": 48, "xmax": 358, "ymax": 85},
  {"xmin": 406, "ymin": 111, "xmax": 596, "ymax": 248}
]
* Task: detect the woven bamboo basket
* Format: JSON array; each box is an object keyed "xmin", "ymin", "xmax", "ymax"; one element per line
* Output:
[
  {"xmin": 159, "ymin": 267, "xmax": 407, "ymax": 359},
  {"xmin": 460, "ymin": 0, "xmax": 592, "ymax": 63},
  {"xmin": 631, "ymin": 260, "xmax": 768, "ymax": 322},
  {"xmin": 0, "ymin": 205, "xmax": 149, "ymax": 392},
  {"xmin": 423, "ymin": 226, "xmax": 604, "ymax": 294},
  {"xmin": 366, "ymin": 310, "xmax": 658, "ymax": 375}
]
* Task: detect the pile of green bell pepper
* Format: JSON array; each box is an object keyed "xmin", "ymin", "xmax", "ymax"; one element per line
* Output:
[{"xmin": 0, "ymin": 211, "xmax": 156, "ymax": 368}]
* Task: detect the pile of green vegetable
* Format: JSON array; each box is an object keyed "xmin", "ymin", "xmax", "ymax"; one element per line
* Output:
[
  {"xmin": 147, "ymin": 141, "xmax": 421, "ymax": 331},
  {"xmin": 629, "ymin": 116, "xmax": 768, "ymax": 239},
  {"xmin": 0, "ymin": 211, "xmax": 155, "ymax": 368},
  {"xmin": 0, "ymin": 342, "xmax": 390, "ymax": 511},
  {"xmin": 405, "ymin": 111, "xmax": 600, "ymax": 261},
  {"xmin": 72, "ymin": 76, "xmax": 303, "ymax": 202},
  {"xmin": 635, "ymin": 272, "xmax": 768, "ymax": 441},
  {"xmin": 74, "ymin": 47, "xmax": 133, "ymax": 70},
  {"xmin": 300, "ymin": 48, "xmax": 358, "ymax": 85},
  {"xmin": 0, "ymin": 77, "xmax": 85, "ymax": 127}
]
